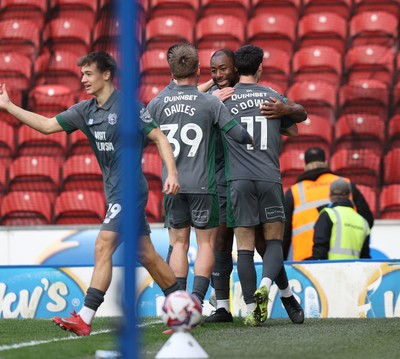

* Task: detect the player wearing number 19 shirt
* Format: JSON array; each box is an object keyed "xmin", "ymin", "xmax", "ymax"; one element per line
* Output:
[
  {"xmin": 222, "ymin": 45, "xmax": 303, "ymax": 326},
  {"xmin": 147, "ymin": 43, "xmax": 253, "ymax": 305}
]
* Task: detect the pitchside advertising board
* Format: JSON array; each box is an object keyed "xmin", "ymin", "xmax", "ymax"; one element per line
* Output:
[{"xmin": 0, "ymin": 223, "xmax": 400, "ymax": 319}]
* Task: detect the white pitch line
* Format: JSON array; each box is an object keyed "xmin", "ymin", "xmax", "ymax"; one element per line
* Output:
[
  {"xmin": 0, "ymin": 329, "xmax": 113, "ymax": 352},
  {"xmin": 0, "ymin": 320, "xmax": 162, "ymax": 352}
]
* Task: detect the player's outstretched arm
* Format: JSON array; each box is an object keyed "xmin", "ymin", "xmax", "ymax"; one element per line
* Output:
[
  {"xmin": 280, "ymin": 123, "xmax": 298, "ymax": 137},
  {"xmin": 0, "ymin": 83, "xmax": 63, "ymax": 134},
  {"xmin": 197, "ymin": 79, "xmax": 214, "ymax": 92},
  {"xmin": 147, "ymin": 127, "xmax": 180, "ymax": 195},
  {"xmin": 260, "ymin": 97, "xmax": 307, "ymax": 123}
]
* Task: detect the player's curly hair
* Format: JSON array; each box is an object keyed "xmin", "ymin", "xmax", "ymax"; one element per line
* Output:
[
  {"xmin": 168, "ymin": 43, "xmax": 199, "ymax": 80},
  {"xmin": 77, "ymin": 51, "xmax": 117, "ymax": 80}
]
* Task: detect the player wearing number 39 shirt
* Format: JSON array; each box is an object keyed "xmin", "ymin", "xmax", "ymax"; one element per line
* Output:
[{"xmin": 147, "ymin": 43, "xmax": 253, "ymax": 305}]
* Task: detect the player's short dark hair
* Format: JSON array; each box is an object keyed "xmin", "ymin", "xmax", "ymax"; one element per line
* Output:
[
  {"xmin": 168, "ymin": 43, "xmax": 198, "ymax": 79},
  {"xmin": 304, "ymin": 147, "xmax": 326, "ymax": 164},
  {"xmin": 234, "ymin": 45, "xmax": 263, "ymax": 76},
  {"xmin": 211, "ymin": 48, "xmax": 235, "ymax": 62},
  {"xmin": 77, "ymin": 51, "xmax": 117, "ymax": 80}
]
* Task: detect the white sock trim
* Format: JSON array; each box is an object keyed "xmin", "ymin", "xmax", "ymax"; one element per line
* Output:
[{"xmin": 78, "ymin": 306, "xmax": 96, "ymax": 325}]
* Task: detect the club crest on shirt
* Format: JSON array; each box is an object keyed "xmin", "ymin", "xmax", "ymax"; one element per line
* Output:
[
  {"xmin": 88, "ymin": 118, "xmax": 94, "ymax": 125},
  {"xmin": 108, "ymin": 113, "xmax": 118, "ymax": 125},
  {"xmin": 140, "ymin": 107, "xmax": 153, "ymax": 123}
]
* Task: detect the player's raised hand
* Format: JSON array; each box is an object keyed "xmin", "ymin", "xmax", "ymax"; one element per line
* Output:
[
  {"xmin": 0, "ymin": 84, "xmax": 11, "ymax": 110},
  {"xmin": 259, "ymin": 97, "xmax": 288, "ymax": 119},
  {"xmin": 212, "ymin": 87, "xmax": 234, "ymax": 102}
]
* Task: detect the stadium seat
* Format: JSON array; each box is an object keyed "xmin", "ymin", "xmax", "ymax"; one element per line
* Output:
[
  {"xmin": 251, "ymin": 0, "xmax": 301, "ymax": 23},
  {"xmin": 302, "ymin": 0, "xmax": 353, "ymax": 19},
  {"xmin": 259, "ymin": 80, "xmax": 285, "ymax": 96},
  {"xmin": 0, "ymin": 191, "xmax": 52, "ymax": 225},
  {"xmin": 140, "ymin": 49, "xmax": 171, "ymax": 85},
  {"xmin": 54, "ymin": 190, "xmax": 105, "ymax": 224},
  {"xmin": 198, "ymin": 48, "xmax": 217, "ymax": 83},
  {"xmin": 145, "ymin": 16, "xmax": 194, "ymax": 50},
  {"xmin": 201, "ymin": 0, "xmax": 250, "ymax": 20},
  {"xmin": 260, "ymin": 48, "xmax": 290, "ymax": 92},
  {"xmin": 388, "ymin": 114, "xmax": 400, "ymax": 149},
  {"xmin": 196, "ymin": 15, "xmax": 244, "ymax": 51},
  {"xmin": 49, "ymin": 0, "xmax": 98, "ymax": 28},
  {"xmin": 292, "ymin": 46, "xmax": 342, "ymax": 86},
  {"xmin": 383, "ymin": 148, "xmax": 400, "ymax": 185},
  {"xmin": 0, "ymin": 19, "xmax": 40, "ymax": 60},
  {"xmin": 8, "ymin": 156, "xmax": 61, "ymax": 200},
  {"xmin": 279, "ymin": 149, "xmax": 305, "ymax": 190},
  {"xmin": 281, "ymin": 115, "xmax": 333, "ymax": 156},
  {"xmin": 339, "ymin": 79, "xmax": 389, "ymax": 119},
  {"xmin": 28, "ymin": 85, "xmax": 75, "ymax": 117},
  {"xmin": 34, "ymin": 51, "xmax": 83, "ymax": 95},
  {"xmin": 247, "ymin": 14, "xmax": 296, "ymax": 55},
  {"xmin": 356, "ymin": 184, "xmax": 377, "ymax": 218},
  {"xmin": 345, "ymin": 45, "xmax": 394, "ymax": 88},
  {"xmin": 138, "ymin": 84, "xmax": 163, "ymax": 105},
  {"xmin": 93, "ymin": 16, "xmax": 120, "ymax": 53},
  {"xmin": 353, "ymin": 0, "xmax": 400, "ymax": 17},
  {"xmin": 334, "ymin": 113, "xmax": 385, "ymax": 156},
  {"xmin": 349, "ymin": 11, "xmax": 398, "ymax": 47},
  {"xmin": 330, "ymin": 148, "xmax": 381, "ymax": 187},
  {"xmin": 297, "ymin": 12, "xmax": 348, "ymax": 54},
  {"xmin": 17, "ymin": 126, "xmax": 68, "ymax": 161},
  {"xmin": 42, "ymin": 18, "xmax": 92, "ymax": 57},
  {"xmin": 145, "ymin": 187, "xmax": 164, "ymax": 223},
  {"xmin": 62, "ymin": 154, "xmax": 103, "ymax": 192},
  {"xmin": 0, "ymin": 0, "xmax": 48, "ymax": 29},
  {"xmin": 142, "ymin": 144, "xmax": 162, "ymax": 181},
  {"xmin": 68, "ymin": 130, "xmax": 91, "ymax": 156},
  {"xmin": 0, "ymin": 52, "xmax": 32, "ymax": 92},
  {"xmin": 0, "ymin": 161, "xmax": 8, "ymax": 195},
  {"xmin": 0, "ymin": 120, "xmax": 16, "ymax": 159},
  {"xmin": 149, "ymin": 0, "xmax": 199, "ymax": 23},
  {"xmin": 379, "ymin": 184, "xmax": 400, "ymax": 219},
  {"xmin": 287, "ymin": 81, "xmax": 338, "ymax": 123}
]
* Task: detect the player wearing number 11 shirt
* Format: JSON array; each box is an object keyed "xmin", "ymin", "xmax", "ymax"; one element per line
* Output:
[{"xmin": 147, "ymin": 43, "xmax": 253, "ymax": 305}]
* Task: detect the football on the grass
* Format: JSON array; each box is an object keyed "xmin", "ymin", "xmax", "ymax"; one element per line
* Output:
[{"xmin": 161, "ymin": 290, "xmax": 202, "ymax": 330}]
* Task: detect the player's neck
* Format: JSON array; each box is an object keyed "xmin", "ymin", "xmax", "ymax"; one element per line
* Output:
[
  {"xmin": 95, "ymin": 84, "xmax": 115, "ymax": 107},
  {"xmin": 175, "ymin": 77, "xmax": 197, "ymax": 86},
  {"xmin": 239, "ymin": 75, "xmax": 257, "ymax": 84}
]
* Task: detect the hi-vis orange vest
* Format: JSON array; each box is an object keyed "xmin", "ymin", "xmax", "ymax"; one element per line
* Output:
[{"xmin": 291, "ymin": 173, "xmax": 352, "ymax": 260}]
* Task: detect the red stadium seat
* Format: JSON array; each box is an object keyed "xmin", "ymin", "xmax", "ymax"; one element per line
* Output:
[
  {"xmin": 142, "ymin": 144, "xmax": 162, "ymax": 181},
  {"xmin": 34, "ymin": 51, "xmax": 83, "ymax": 95},
  {"xmin": 54, "ymin": 190, "xmax": 105, "ymax": 224},
  {"xmin": 0, "ymin": 19, "xmax": 40, "ymax": 60},
  {"xmin": 302, "ymin": 0, "xmax": 353, "ymax": 19},
  {"xmin": 379, "ymin": 185, "xmax": 400, "ymax": 219},
  {"xmin": 0, "ymin": 161, "xmax": 8, "ymax": 195},
  {"xmin": 339, "ymin": 79, "xmax": 389, "ymax": 119},
  {"xmin": 43, "ymin": 18, "xmax": 92, "ymax": 57},
  {"xmin": 345, "ymin": 45, "xmax": 394, "ymax": 88},
  {"xmin": 287, "ymin": 81, "xmax": 338, "ymax": 123},
  {"xmin": 0, "ymin": 52, "xmax": 32, "ymax": 91},
  {"xmin": 260, "ymin": 48, "xmax": 290, "ymax": 92},
  {"xmin": 292, "ymin": 46, "xmax": 342, "ymax": 86},
  {"xmin": 8, "ymin": 156, "xmax": 61, "ymax": 200},
  {"xmin": 138, "ymin": 84, "xmax": 163, "ymax": 106},
  {"xmin": 0, "ymin": 191, "xmax": 52, "ymax": 225},
  {"xmin": 62, "ymin": 154, "xmax": 103, "ymax": 192},
  {"xmin": 353, "ymin": 0, "xmax": 400, "ymax": 17},
  {"xmin": 298, "ymin": 12, "xmax": 348, "ymax": 54},
  {"xmin": 334, "ymin": 114, "xmax": 385, "ymax": 156},
  {"xmin": 28, "ymin": 84, "xmax": 75, "ymax": 117},
  {"xmin": 251, "ymin": 0, "xmax": 301, "ymax": 23},
  {"xmin": 259, "ymin": 80, "xmax": 285, "ymax": 96},
  {"xmin": 50, "ymin": 0, "xmax": 98, "ymax": 27},
  {"xmin": 349, "ymin": 11, "xmax": 398, "ymax": 47},
  {"xmin": 149, "ymin": 0, "xmax": 199, "ymax": 23},
  {"xmin": 247, "ymin": 14, "xmax": 296, "ymax": 55},
  {"xmin": 145, "ymin": 187, "xmax": 164, "ymax": 223},
  {"xmin": 68, "ymin": 130, "xmax": 91, "ymax": 156},
  {"xmin": 198, "ymin": 48, "xmax": 217, "ymax": 83},
  {"xmin": 0, "ymin": 0, "xmax": 48, "ymax": 28},
  {"xmin": 145, "ymin": 16, "xmax": 194, "ymax": 50},
  {"xmin": 17, "ymin": 126, "xmax": 68, "ymax": 161},
  {"xmin": 279, "ymin": 149, "xmax": 305, "ymax": 190},
  {"xmin": 330, "ymin": 148, "xmax": 381, "ymax": 187},
  {"xmin": 356, "ymin": 184, "xmax": 377, "ymax": 218},
  {"xmin": 383, "ymin": 148, "xmax": 400, "ymax": 185},
  {"xmin": 196, "ymin": 15, "xmax": 244, "ymax": 51},
  {"xmin": 201, "ymin": 0, "xmax": 251, "ymax": 20},
  {"xmin": 140, "ymin": 49, "xmax": 171, "ymax": 85},
  {"xmin": 281, "ymin": 115, "xmax": 333, "ymax": 156},
  {"xmin": 388, "ymin": 114, "xmax": 400, "ymax": 149},
  {"xmin": 0, "ymin": 121, "xmax": 16, "ymax": 159},
  {"xmin": 93, "ymin": 16, "xmax": 120, "ymax": 53}
]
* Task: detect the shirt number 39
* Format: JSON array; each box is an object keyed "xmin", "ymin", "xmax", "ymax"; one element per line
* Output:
[{"xmin": 160, "ymin": 123, "xmax": 203, "ymax": 157}]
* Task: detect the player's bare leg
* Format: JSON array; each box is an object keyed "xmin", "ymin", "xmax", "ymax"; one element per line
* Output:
[{"xmin": 169, "ymin": 226, "xmax": 191, "ymax": 290}]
